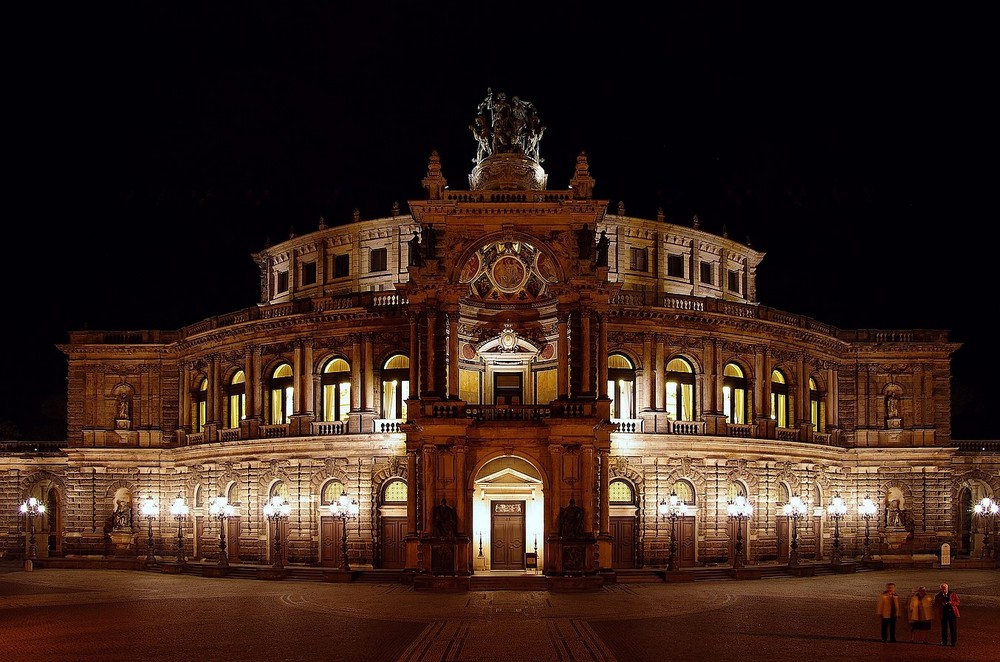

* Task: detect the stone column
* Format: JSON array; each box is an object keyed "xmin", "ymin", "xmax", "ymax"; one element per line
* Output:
[
  {"xmin": 408, "ymin": 314, "xmax": 419, "ymax": 399},
  {"xmin": 642, "ymin": 333, "xmax": 653, "ymax": 410},
  {"xmin": 580, "ymin": 309, "xmax": 592, "ymax": 395},
  {"xmin": 655, "ymin": 335, "xmax": 665, "ymax": 410},
  {"xmin": 351, "ymin": 335, "xmax": 363, "ymax": 411},
  {"xmin": 454, "ymin": 445, "xmax": 467, "ymax": 534},
  {"xmin": 180, "ymin": 363, "xmax": 192, "ymax": 431},
  {"xmin": 425, "ymin": 309, "xmax": 437, "ymax": 396},
  {"xmin": 362, "ymin": 333, "xmax": 374, "ymax": 411},
  {"xmin": 447, "ymin": 307, "xmax": 460, "ymax": 400},
  {"xmin": 597, "ymin": 314, "xmax": 609, "ymax": 400},
  {"xmin": 422, "ymin": 446, "xmax": 437, "ymax": 534},
  {"xmin": 557, "ymin": 312, "xmax": 569, "ymax": 399},
  {"xmin": 406, "ymin": 450, "xmax": 418, "ymax": 535}
]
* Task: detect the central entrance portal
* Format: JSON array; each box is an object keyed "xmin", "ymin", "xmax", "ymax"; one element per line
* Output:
[
  {"xmin": 491, "ymin": 501, "xmax": 525, "ymax": 570},
  {"xmin": 473, "ymin": 454, "xmax": 544, "ymax": 573}
]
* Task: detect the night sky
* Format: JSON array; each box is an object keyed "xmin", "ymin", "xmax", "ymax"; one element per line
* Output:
[{"xmin": 4, "ymin": 4, "xmax": 991, "ymax": 440}]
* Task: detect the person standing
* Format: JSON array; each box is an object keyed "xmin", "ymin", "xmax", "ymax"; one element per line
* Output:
[
  {"xmin": 875, "ymin": 582, "xmax": 903, "ymax": 643},
  {"xmin": 933, "ymin": 582, "xmax": 960, "ymax": 646},
  {"xmin": 907, "ymin": 586, "xmax": 933, "ymax": 643}
]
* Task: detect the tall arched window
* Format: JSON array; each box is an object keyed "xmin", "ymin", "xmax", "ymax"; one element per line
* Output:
[
  {"xmin": 665, "ymin": 357, "xmax": 696, "ymax": 421},
  {"xmin": 608, "ymin": 353, "xmax": 636, "ymax": 420},
  {"xmin": 381, "ymin": 354, "xmax": 410, "ymax": 420},
  {"xmin": 192, "ymin": 377, "xmax": 208, "ymax": 433},
  {"xmin": 770, "ymin": 369, "xmax": 790, "ymax": 428},
  {"xmin": 321, "ymin": 358, "xmax": 351, "ymax": 422},
  {"xmin": 228, "ymin": 370, "xmax": 246, "ymax": 429},
  {"xmin": 722, "ymin": 362, "xmax": 748, "ymax": 424},
  {"xmin": 809, "ymin": 377, "xmax": 824, "ymax": 432},
  {"xmin": 269, "ymin": 363, "xmax": 294, "ymax": 424}
]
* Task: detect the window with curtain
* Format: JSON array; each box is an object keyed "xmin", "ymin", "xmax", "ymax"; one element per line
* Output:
[
  {"xmin": 227, "ymin": 370, "xmax": 246, "ymax": 429},
  {"xmin": 321, "ymin": 358, "xmax": 351, "ymax": 422},
  {"xmin": 193, "ymin": 377, "xmax": 208, "ymax": 433},
  {"xmin": 665, "ymin": 357, "xmax": 695, "ymax": 421},
  {"xmin": 722, "ymin": 362, "xmax": 748, "ymax": 424},
  {"xmin": 381, "ymin": 354, "xmax": 410, "ymax": 420},
  {"xmin": 269, "ymin": 363, "xmax": 294, "ymax": 424},
  {"xmin": 809, "ymin": 377, "xmax": 824, "ymax": 432},
  {"xmin": 770, "ymin": 369, "xmax": 790, "ymax": 428},
  {"xmin": 608, "ymin": 353, "xmax": 636, "ymax": 419}
]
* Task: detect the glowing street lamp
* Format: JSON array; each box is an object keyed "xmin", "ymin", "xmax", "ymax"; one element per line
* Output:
[
  {"xmin": 169, "ymin": 493, "xmax": 189, "ymax": 565},
  {"xmin": 726, "ymin": 496, "xmax": 753, "ymax": 569},
  {"xmin": 659, "ymin": 490, "xmax": 689, "ymax": 571},
  {"xmin": 973, "ymin": 497, "xmax": 998, "ymax": 560},
  {"xmin": 858, "ymin": 495, "xmax": 878, "ymax": 562},
  {"xmin": 826, "ymin": 494, "xmax": 848, "ymax": 564},
  {"xmin": 18, "ymin": 497, "xmax": 46, "ymax": 560},
  {"xmin": 263, "ymin": 496, "xmax": 291, "ymax": 569},
  {"xmin": 208, "ymin": 496, "xmax": 236, "ymax": 566},
  {"xmin": 140, "ymin": 494, "xmax": 159, "ymax": 565},
  {"xmin": 329, "ymin": 490, "xmax": 360, "ymax": 571},
  {"xmin": 782, "ymin": 495, "xmax": 808, "ymax": 566}
]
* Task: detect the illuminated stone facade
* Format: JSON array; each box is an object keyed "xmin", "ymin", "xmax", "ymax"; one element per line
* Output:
[{"xmin": 2, "ymin": 92, "xmax": 998, "ymax": 581}]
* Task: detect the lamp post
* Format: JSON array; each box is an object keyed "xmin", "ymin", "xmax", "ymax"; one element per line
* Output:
[
  {"xmin": 263, "ymin": 496, "xmax": 291, "ymax": 569},
  {"xmin": 973, "ymin": 496, "xmax": 998, "ymax": 560},
  {"xmin": 169, "ymin": 493, "xmax": 189, "ymax": 565},
  {"xmin": 140, "ymin": 494, "xmax": 159, "ymax": 565},
  {"xmin": 726, "ymin": 495, "xmax": 753, "ymax": 569},
  {"xmin": 782, "ymin": 495, "xmax": 808, "ymax": 566},
  {"xmin": 659, "ymin": 490, "xmax": 689, "ymax": 571},
  {"xmin": 858, "ymin": 494, "xmax": 878, "ymax": 562},
  {"xmin": 208, "ymin": 496, "xmax": 236, "ymax": 567},
  {"xmin": 18, "ymin": 497, "xmax": 46, "ymax": 560},
  {"xmin": 329, "ymin": 490, "xmax": 360, "ymax": 571},
  {"xmin": 826, "ymin": 493, "xmax": 847, "ymax": 564}
]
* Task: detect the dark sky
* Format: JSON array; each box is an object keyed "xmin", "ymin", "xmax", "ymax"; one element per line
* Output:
[{"xmin": 4, "ymin": 4, "xmax": 992, "ymax": 440}]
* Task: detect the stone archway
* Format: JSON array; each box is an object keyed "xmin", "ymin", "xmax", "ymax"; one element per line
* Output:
[{"xmin": 472, "ymin": 455, "xmax": 544, "ymax": 572}]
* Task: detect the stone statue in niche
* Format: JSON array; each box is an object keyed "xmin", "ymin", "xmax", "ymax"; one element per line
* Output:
[
  {"xmin": 558, "ymin": 498, "xmax": 585, "ymax": 538},
  {"xmin": 113, "ymin": 498, "xmax": 132, "ymax": 530},
  {"xmin": 886, "ymin": 391, "xmax": 900, "ymax": 419},
  {"xmin": 432, "ymin": 497, "xmax": 457, "ymax": 539}
]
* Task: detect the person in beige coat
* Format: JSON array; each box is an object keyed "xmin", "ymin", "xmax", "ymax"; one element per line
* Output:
[
  {"xmin": 875, "ymin": 582, "xmax": 903, "ymax": 643},
  {"xmin": 907, "ymin": 586, "xmax": 934, "ymax": 643}
]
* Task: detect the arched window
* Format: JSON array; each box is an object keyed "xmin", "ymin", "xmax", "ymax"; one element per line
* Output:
[
  {"xmin": 609, "ymin": 479, "xmax": 635, "ymax": 504},
  {"xmin": 269, "ymin": 363, "xmax": 294, "ymax": 424},
  {"xmin": 192, "ymin": 377, "xmax": 208, "ymax": 433},
  {"xmin": 671, "ymin": 480, "xmax": 696, "ymax": 506},
  {"xmin": 383, "ymin": 478, "xmax": 407, "ymax": 503},
  {"xmin": 270, "ymin": 481, "xmax": 290, "ymax": 503},
  {"xmin": 608, "ymin": 353, "xmax": 636, "ymax": 420},
  {"xmin": 321, "ymin": 358, "xmax": 351, "ymax": 422},
  {"xmin": 727, "ymin": 482, "xmax": 747, "ymax": 501},
  {"xmin": 321, "ymin": 479, "xmax": 345, "ymax": 506},
  {"xmin": 770, "ymin": 369, "xmax": 790, "ymax": 428},
  {"xmin": 227, "ymin": 482, "xmax": 242, "ymax": 507},
  {"xmin": 381, "ymin": 354, "xmax": 410, "ymax": 420},
  {"xmin": 228, "ymin": 371, "xmax": 246, "ymax": 429},
  {"xmin": 665, "ymin": 357, "xmax": 696, "ymax": 422},
  {"xmin": 722, "ymin": 362, "xmax": 748, "ymax": 424},
  {"xmin": 809, "ymin": 377, "xmax": 824, "ymax": 432}
]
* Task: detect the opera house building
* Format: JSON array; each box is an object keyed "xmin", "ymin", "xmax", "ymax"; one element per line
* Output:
[{"xmin": 3, "ymin": 92, "xmax": 997, "ymax": 588}]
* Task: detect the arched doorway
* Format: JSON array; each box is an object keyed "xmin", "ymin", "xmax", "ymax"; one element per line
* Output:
[
  {"xmin": 608, "ymin": 478, "xmax": 637, "ymax": 569},
  {"xmin": 472, "ymin": 455, "xmax": 544, "ymax": 572}
]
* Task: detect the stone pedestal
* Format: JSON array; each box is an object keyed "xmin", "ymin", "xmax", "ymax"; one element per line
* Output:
[
  {"xmin": 322, "ymin": 570, "xmax": 357, "ymax": 583},
  {"xmin": 256, "ymin": 568, "xmax": 287, "ymax": 580},
  {"xmin": 833, "ymin": 562, "xmax": 858, "ymax": 574},
  {"xmin": 202, "ymin": 566, "xmax": 230, "ymax": 578},
  {"xmin": 108, "ymin": 531, "xmax": 135, "ymax": 557},
  {"xmin": 160, "ymin": 563, "xmax": 184, "ymax": 574}
]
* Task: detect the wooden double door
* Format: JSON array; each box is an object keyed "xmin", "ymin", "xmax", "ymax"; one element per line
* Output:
[{"xmin": 491, "ymin": 501, "xmax": 525, "ymax": 570}]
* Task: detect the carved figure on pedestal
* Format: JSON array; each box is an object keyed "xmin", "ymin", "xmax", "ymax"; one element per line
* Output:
[
  {"xmin": 558, "ymin": 498, "xmax": 585, "ymax": 538},
  {"xmin": 432, "ymin": 497, "xmax": 457, "ymax": 539}
]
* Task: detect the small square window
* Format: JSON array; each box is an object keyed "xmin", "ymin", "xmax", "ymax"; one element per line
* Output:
[
  {"xmin": 667, "ymin": 254, "xmax": 684, "ymax": 278},
  {"xmin": 334, "ymin": 254, "xmax": 350, "ymax": 278},
  {"xmin": 370, "ymin": 248, "xmax": 387, "ymax": 272},
  {"xmin": 700, "ymin": 262, "xmax": 713, "ymax": 285},
  {"xmin": 728, "ymin": 269, "xmax": 740, "ymax": 293},
  {"xmin": 302, "ymin": 262, "xmax": 317, "ymax": 286},
  {"xmin": 629, "ymin": 247, "xmax": 648, "ymax": 272},
  {"xmin": 276, "ymin": 270, "xmax": 289, "ymax": 293}
]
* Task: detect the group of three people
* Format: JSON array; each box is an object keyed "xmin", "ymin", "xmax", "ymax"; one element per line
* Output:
[{"xmin": 876, "ymin": 582, "xmax": 961, "ymax": 646}]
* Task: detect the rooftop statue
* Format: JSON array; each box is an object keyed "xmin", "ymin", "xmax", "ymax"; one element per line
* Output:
[{"xmin": 470, "ymin": 88, "xmax": 546, "ymax": 165}]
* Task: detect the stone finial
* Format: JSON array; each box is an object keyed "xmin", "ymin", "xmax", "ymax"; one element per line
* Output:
[
  {"xmin": 569, "ymin": 150, "xmax": 594, "ymax": 200},
  {"xmin": 746, "ymin": 235, "xmax": 752, "ymax": 247},
  {"xmin": 722, "ymin": 224, "xmax": 729, "ymax": 238},
  {"xmin": 422, "ymin": 149, "xmax": 448, "ymax": 200},
  {"xmin": 657, "ymin": 207, "xmax": 665, "ymax": 223},
  {"xmin": 352, "ymin": 208, "xmax": 361, "ymax": 223},
  {"xmin": 617, "ymin": 201, "xmax": 625, "ymax": 216},
  {"xmin": 289, "ymin": 225, "xmax": 296, "ymax": 239},
  {"xmin": 692, "ymin": 215, "xmax": 700, "ymax": 229},
  {"xmin": 318, "ymin": 216, "xmax": 326, "ymax": 230},
  {"xmin": 392, "ymin": 201, "xmax": 400, "ymax": 217}
]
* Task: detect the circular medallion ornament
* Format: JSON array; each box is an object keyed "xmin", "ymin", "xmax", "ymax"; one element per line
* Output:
[{"xmin": 492, "ymin": 256, "xmax": 526, "ymax": 292}]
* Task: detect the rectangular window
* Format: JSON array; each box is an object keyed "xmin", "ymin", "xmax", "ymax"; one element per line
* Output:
[
  {"xmin": 699, "ymin": 262, "xmax": 713, "ymax": 285},
  {"xmin": 370, "ymin": 248, "xmax": 387, "ymax": 272},
  {"xmin": 667, "ymin": 254, "xmax": 684, "ymax": 278},
  {"xmin": 276, "ymin": 270, "xmax": 289, "ymax": 293},
  {"xmin": 334, "ymin": 254, "xmax": 350, "ymax": 278},
  {"xmin": 728, "ymin": 269, "xmax": 740, "ymax": 293},
  {"xmin": 629, "ymin": 247, "xmax": 648, "ymax": 272},
  {"xmin": 302, "ymin": 261, "xmax": 317, "ymax": 286}
]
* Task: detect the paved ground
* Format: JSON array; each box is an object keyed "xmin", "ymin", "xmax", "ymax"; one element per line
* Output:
[{"xmin": 1, "ymin": 563, "xmax": 997, "ymax": 661}]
